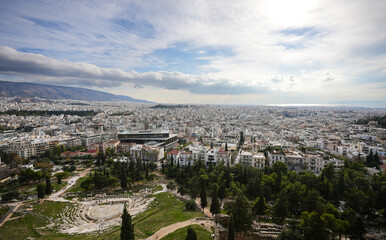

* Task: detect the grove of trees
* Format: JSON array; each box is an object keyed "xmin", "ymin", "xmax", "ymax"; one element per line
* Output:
[{"xmin": 163, "ymin": 155, "xmax": 386, "ymax": 239}]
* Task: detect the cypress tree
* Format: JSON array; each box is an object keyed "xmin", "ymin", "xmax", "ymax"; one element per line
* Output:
[
  {"xmin": 256, "ymin": 195, "xmax": 266, "ymax": 215},
  {"xmin": 228, "ymin": 214, "xmax": 235, "ymax": 240},
  {"xmin": 218, "ymin": 183, "xmax": 227, "ymax": 202},
  {"xmin": 185, "ymin": 226, "xmax": 197, "ymax": 240},
  {"xmin": 37, "ymin": 183, "xmax": 45, "ymax": 199},
  {"xmin": 57, "ymin": 174, "xmax": 62, "ymax": 185},
  {"xmin": 120, "ymin": 204, "xmax": 135, "ymax": 240},
  {"xmin": 200, "ymin": 186, "xmax": 207, "ymax": 209},
  {"xmin": 225, "ymin": 163, "xmax": 231, "ymax": 188},
  {"xmin": 45, "ymin": 175, "xmax": 52, "ymax": 195},
  {"xmin": 210, "ymin": 184, "xmax": 220, "ymax": 215},
  {"xmin": 96, "ymin": 152, "xmax": 102, "ymax": 166},
  {"xmin": 102, "ymin": 149, "xmax": 106, "ymax": 165},
  {"xmin": 121, "ymin": 170, "xmax": 128, "ymax": 189}
]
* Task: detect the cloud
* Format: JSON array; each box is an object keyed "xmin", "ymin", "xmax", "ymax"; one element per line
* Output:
[
  {"xmin": 0, "ymin": 46, "xmax": 264, "ymax": 95},
  {"xmin": 0, "ymin": 0, "xmax": 385, "ymax": 104},
  {"xmin": 271, "ymin": 76, "xmax": 283, "ymax": 83}
]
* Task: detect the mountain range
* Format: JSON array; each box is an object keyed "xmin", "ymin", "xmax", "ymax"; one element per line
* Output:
[{"xmin": 0, "ymin": 81, "xmax": 153, "ymax": 103}]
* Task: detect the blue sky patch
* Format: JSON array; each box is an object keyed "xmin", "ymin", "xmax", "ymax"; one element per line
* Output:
[
  {"xmin": 17, "ymin": 48, "xmax": 44, "ymax": 54},
  {"xmin": 280, "ymin": 27, "xmax": 321, "ymax": 37},
  {"xmin": 113, "ymin": 18, "xmax": 154, "ymax": 39},
  {"xmin": 25, "ymin": 17, "xmax": 71, "ymax": 31},
  {"xmin": 135, "ymin": 44, "xmax": 234, "ymax": 74}
]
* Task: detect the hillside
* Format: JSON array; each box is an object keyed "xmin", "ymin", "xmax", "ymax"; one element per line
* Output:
[{"xmin": 0, "ymin": 81, "xmax": 153, "ymax": 103}]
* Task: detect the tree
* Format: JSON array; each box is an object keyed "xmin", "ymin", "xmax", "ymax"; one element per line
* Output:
[
  {"xmin": 80, "ymin": 177, "xmax": 93, "ymax": 191},
  {"xmin": 284, "ymin": 182, "xmax": 302, "ymax": 214},
  {"xmin": 166, "ymin": 180, "xmax": 177, "ymax": 190},
  {"xmin": 121, "ymin": 170, "xmax": 128, "ymax": 189},
  {"xmin": 45, "ymin": 175, "xmax": 52, "ymax": 195},
  {"xmin": 228, "ymin": 214, "xmax": 235, "ymax": 240},
  {"xmin": 2, "ymin": 191, "xmax": 20, "ymax": 202},
  {"xmin": 185, "ymin": 226, "xmax": 197, "ymax": 240},
  {"xmin": 301, "ymin": 211, "xmax": 329, "ymax": 240},
  {"xmin": 37, "ymin": 183, "xmax": 46, "ymax": 199},
  {"xmin": 200, "ymin": 186, "xmax": 207, "ymax": 209},
  {"xmin": 96, "ymin": 152, "xmax": 102, "ymax": 166},
  {"xmin": 210, "ymin": 184, "xmax": 220, "ymax": 215},
  {"xmin": 322, "ymin": 162, "xmax": 335, "ymax": 182},
  {"xmin": 185, "ymin": 199, "xmax": 196, "ymax": 210},
  {"xmin": 342, "ymin": 208, "xmax": 365, "ymax": 240},
  {"xmin": 147, "ymin": 173, "xmax": 156, "ymax": 182},
  {"xmin": 120, "ymin": 204, "xmax": 135, "ymax": 240},
  {"xmin": 273, "ymin": 192, "xmax": 289, "ymax": 224},
  {"xmin": 218, "ymin": 183, "xmax": 227, "ymax": 202},
  {"xmin": 253, "ymin": 195, "xmax": 266, "ymax": 216},
  {"xmin": 57, "ymin": 173, "xmax": 63, "ymax": 184},
  {"xmin": 229, "ymin": 193, "xmax": 253, "ymax": 232},
  {"xmin": 301, "ymin": 189, "xmax": 321, "ymax": 213},
  {"xmin": 278, "ymin": 228, "xmax": 302, "ymax": 240}
]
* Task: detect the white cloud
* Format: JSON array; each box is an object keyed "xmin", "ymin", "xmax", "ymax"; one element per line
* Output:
[
  {"xmin": 0, "ymin": 46, "xmax": 265, "ymax": 95},
  {"xmin": 0, "ymin": 0, "xmax": 385, "ymax": 104}
]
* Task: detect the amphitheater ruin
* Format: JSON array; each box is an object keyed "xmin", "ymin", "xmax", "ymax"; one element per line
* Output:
[{"xmin": 45, "ymin": 184, "xmax": 167, "ymax": 234}]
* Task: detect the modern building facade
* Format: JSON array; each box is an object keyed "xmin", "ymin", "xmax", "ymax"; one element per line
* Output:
[{"xmin": 118, "ymin": 130, "xmax": 178, "ymax": 150}]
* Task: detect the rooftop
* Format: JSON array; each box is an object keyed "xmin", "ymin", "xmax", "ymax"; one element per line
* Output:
[{"xmin": 118, "ymin": 129, "xmax": 170, "ymax": 135}]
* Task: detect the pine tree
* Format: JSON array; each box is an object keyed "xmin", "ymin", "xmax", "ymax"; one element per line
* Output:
[
  {"xmin": 228, "ymin": 214, "xmax": 235, "ymax": 240},
  {"xmin": 210, "ymin": 184, "xmax": 220, "ymax": 215},
  {"xmin": 120, "ymin": 204, "xmax": 135, "ymax": 240},
  {"xmin": 45, "ymin": 175, "xmax": 52, "ymax": 195},
  {"xmin": 273, "ymin": 192, "xmax": 289, "ymax": 224},
  {"xmin": 200, "ymin": 186, "xmax": 207, "ymax": 209},
  {"xmin": 225, "ymin": 142, "xmax": 228, "ymax": 151},
  {"xmin": 185, "ymin": 226, "xmax": 197, "ymax": 240},
  {"xmin": 231, "ymin": 193, "xmax": 253, "ymax": 231}
]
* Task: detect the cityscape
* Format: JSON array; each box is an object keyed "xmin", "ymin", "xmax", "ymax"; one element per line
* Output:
[{"xmin": 0, "ymin": 1, "xmax": 386, "ymax": 240}]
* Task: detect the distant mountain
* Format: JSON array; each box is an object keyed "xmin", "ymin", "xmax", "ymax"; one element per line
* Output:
[{"xmin": 0, "ymin": 80, "xmax": 154, "ymax": 103}]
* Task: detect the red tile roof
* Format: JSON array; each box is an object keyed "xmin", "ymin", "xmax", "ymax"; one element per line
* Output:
[{"xmin": 167, "ymin": 149, "xmax": 180, "ymax": 155}]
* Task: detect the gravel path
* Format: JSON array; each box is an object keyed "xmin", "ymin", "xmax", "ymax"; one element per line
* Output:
[
  {"xmin": 144, "ymin": 218, "xmax": 215, "ymax": 240},
  {"xmin": 49, "ymin": 168, "xmax": 91, "ymax": 201},
  {"xmin": 0, "ymin": 202, "xmax": 22, "ymax": 227}
]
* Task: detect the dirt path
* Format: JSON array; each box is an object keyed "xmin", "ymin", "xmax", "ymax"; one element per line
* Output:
[
  {"xmin": 195, "ymin": 198, "xmax": 214, "ymax": 219},
  {"xmin": 144, "ymin": 218, "xmax": 214, "ymax": 240},
  {"xmin": 49, "ymin": 168, "xmax": 91, "ymax": 200},
  {"xmin": 0, "ymin": 202, "xmax": 22, "ymax": 227}
]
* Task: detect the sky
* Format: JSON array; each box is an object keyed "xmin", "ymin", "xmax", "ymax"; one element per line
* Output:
[{"xmin": 0, "ymin": 0, "xmax": 385, "ymax": 106}]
